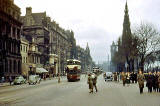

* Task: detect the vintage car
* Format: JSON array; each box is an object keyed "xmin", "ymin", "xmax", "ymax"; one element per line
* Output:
[
  {"xmin": 13, "ymin": 76, "xmax": 26, "ymax": 85},
  {"xmin": 28, "ymin": 75, "xmax": 41, "ymax": 85},
  {"xmin": 104, "ymin": 72, "xmax": 113, "ymax": 81}
]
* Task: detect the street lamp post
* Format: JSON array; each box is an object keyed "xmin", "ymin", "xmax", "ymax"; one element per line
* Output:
[{"xmin": 58, "ymin": 38, "xmax": 61, "ymax": 83}]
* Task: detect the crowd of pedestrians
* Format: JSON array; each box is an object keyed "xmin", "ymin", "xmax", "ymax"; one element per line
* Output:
[
  {"xmin": 145, "ymin": 71, "xmax": 160, "ymax": 93},
  {"xmin": 112, "ymin": 70, "xmax": 160, "ymax": 94},
  {"xmin": 115, "ymin": 72, "xmax": 137, "ymax": 86}
]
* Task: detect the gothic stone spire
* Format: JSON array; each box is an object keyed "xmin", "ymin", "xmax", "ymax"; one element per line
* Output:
[{"xmin": 122, "ymin": 1, "xmax": 132, "ymax": 45}]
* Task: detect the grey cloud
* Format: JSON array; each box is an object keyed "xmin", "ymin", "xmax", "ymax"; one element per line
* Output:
[{"xmin": 74, "ymin": 26, "xmax": 115, "ymax": 62}]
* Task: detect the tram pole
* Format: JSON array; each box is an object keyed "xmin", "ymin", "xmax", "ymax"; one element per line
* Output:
[{"xmin": 58, "ymin": 38, "xmax": 61, "ymax": 83}]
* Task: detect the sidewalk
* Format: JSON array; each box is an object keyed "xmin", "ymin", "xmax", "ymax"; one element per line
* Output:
[
  {"xmin": 0, "ymin": 76, "xmax": 67, "ymax": 87},
  {"xmin": 0, "ymin": 82, "xmax": 10, "ymax": 87}
]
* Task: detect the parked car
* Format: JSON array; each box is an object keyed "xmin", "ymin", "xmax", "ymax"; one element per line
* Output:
[
  {"xmin": 13, "ymin": 76, "xmax": 26, "ymax": 85},
  {"xmin": 105, "ymin": 72, "xmax": 113, "ymax": 81},
  {"xmin": 28, "ymin": 75, "xmax": 41, "ymax": 85}
]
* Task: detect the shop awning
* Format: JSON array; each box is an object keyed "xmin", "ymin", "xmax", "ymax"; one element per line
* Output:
[{"xmin": 36, "ymin": 68, "xmax": 48, "ymax": 73}]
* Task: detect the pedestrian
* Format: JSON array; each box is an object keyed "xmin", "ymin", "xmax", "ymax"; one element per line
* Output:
[
  {"xmin": 114, "ymin": 72, "xmax": 117, "ymax": 82},
  {"xmin": 146, "ymin": 71, "xmax": 153, "ymax": 93},
  {"xmin": 9, "ymin": 76, "xmax": 12, "ymax": 86},
  {"xmin": 117, "ymin": 72, "xmax": 120, "ymax": 82},
  {"xmin": 130, "ymin": 72, "xmax": 134, "ymax": 83},
  {"xmin": 155, "ymin": 72, "xmax": 159, "ymax": 92},
  {"xmin": 1, "ymin": 77, "xmax": 5, "ymax": 83},
  {"xmin": 137, "ymin": 70, "xmax": 145, "ymax": 94},
  {"xmin": 92, "ymin": 73, "xmax": 98, "ymax": 92},
  {"xmin": 121, "ymin": 72, "xmax": 126, "ymax": 86},
  {"xmin": 87, "ymin": 73, "xmax": 93, "ymax": 93},
  {"xmin": 126, "ymin": 72, "xmax": 130, "ymax": 86},
  {"xmin": 157, "ymin": 72, "xmax": 160, "ymax": 92},
  {"xmin": 134, "ymin": 72, "xmax": 138, "ymax": 83},
  {"xmin": 152, "ymin": 72, "xmax": 157, "ymax": 92},
  {"xmin": 103, "ymin": 73, "xmax": 107, "ymax": 82},
  {"xmin": 120, "ymin": 72, "xmax": 122, "ymax": 81}
]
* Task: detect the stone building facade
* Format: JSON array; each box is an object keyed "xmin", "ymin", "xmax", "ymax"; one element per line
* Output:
[
  {"xmin": 21, "ymin": 7, "xmax": 72, "ymax": 75},
  {"xmin": 21, "ymin": 7, "xmax": 50, "ymax": 65},
  {"xmin": 20, "ymin": 7, "xmax": 95, "ymax": 75},
  {"xmin": 49, "ymin": 22, "xmax": 72, "ymax": 75},
  {"xmin": 20, "ymin": 35, "xmax": 29, "ymax": 76},
  {"xmin": 27, "ymin": 37, "xmax": 41, "ymax": 74},
  {"xmin": 20, "ymin": 34, "xmax": 41, "ymax": 77},
  {"xmin": 85, "ymin": 43, "xmax": 93, "ymax": 71},
  {"xmin": 77, "ymin": 46, "xmax": 86, "ymax": 72},
  {"xmin": 110, "ymin": 41, "xmax": 118, "ymax": 72},
  {"xmin": 0, "ymin": 0, "xmax": 22, "ymax": 80},
  {"xmin": 76, "ymin": 43, "xmax": 94, "ymax": 72}
]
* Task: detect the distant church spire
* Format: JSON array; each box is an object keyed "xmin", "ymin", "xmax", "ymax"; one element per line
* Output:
[
  {"xmin": 125, "ymin": 1, "xmax": 128, "ymax": 14},
  {"xmin": 86, "ymin": 42, "xmax": 89, "ymax": 50},
  {"xmin": 122, "ymin": 0, "xmax": 132, "ymax": 45},
  {"xmin": 86, "ymin": 42, "xmax": 90, "ymax": 56}
]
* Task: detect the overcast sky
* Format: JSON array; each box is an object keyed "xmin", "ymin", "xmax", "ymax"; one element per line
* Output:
[{"xmin": 15, "ymin": 0, "xmax": 160, "ymax": 63}]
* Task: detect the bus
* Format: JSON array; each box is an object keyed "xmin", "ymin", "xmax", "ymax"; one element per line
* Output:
[{"xmin": 66, "ymin": 59, "xmax": 81, "ymax": 81}]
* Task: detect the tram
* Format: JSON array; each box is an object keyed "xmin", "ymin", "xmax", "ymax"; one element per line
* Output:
[{"xmin": 66, "ymin": 59, "xmax": 81, "ymax": 81}]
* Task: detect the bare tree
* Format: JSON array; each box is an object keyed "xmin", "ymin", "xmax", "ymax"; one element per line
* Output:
[{"xmin": 133, "ymin": 22, "xmax": 160, "ymax": 72}]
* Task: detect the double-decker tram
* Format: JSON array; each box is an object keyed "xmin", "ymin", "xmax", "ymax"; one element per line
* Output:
[{"xmin": 66, "ymin": 59, "xmax": 81, "ymax": 82}]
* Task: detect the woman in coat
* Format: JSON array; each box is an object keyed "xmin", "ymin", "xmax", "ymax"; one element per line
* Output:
[
  {"xmin": 146, "ymin": 71, "xmax": 153, "ymax": 93},
  {"xmin": 87, "ymin": 73, "xmax": 93, "ymax": 93},
  {"xmin": 121, "ymin": 72, "xmax": 126, "ymax": 86},
  {"xmin": 137, "ymin": 70, "xmax": 145, "ymax": 94},
  {"xmin": 126, "ymin": 72, "xmax": 130, "ymax": 86}
]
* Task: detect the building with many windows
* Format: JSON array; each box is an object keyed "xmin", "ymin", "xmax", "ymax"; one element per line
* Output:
[
  {"xmin": 0, "ymin": 0, "xmax": 22, "ymax": 80},
  {"xmin": 20, "ymin": 7, "xmax": 95, "ymax": 76},
  {"xmin": 21, "ymin": 7, "xmax": 72, "ymax": 75},
  {"xmin": 20, "ymin": 35, "xmax": 29, "ymax": 77}
]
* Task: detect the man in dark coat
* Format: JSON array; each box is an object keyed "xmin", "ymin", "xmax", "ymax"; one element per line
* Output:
[
  {"xmin": 152, "ymin": 72, "xmax": 157, "ymax": 92},
  {"xmin": 130, "ymin": 72, "xmax": 134, "ymax": 83},
  {"xmin": 9, "ymin": 76, "xmax": 12, "ymax": 86},
  {"xmin": 92, "ymin": 73, "xmax": 98, "ymax": 92},
  {"xmin": 114, "ymin": 72, "xmax": 117, "ymax": 82},
  {"xmin": 155, "ymin": 72, "xmax": 159, "ymax": 92},
  {"xmin": 134, "ymin": 73, "xmax": 137, "ymax": 83},
  {"xmin": 146, "ymin": 72, "xmax": 153, "ymax": 93},
  {"xmin": 87, "ymin": 73, "xmax": 93, "ymax": 93}
]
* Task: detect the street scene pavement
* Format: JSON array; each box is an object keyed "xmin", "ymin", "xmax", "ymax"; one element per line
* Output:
[{"xmin": 0, "ymin": 75, "xmax": 160, "ymax": 106}]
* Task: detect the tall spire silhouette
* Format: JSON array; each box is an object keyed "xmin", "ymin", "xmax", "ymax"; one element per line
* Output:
[{"xmin": 122, "ymin": 1, "xmax": 132, "ymax": 45}]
